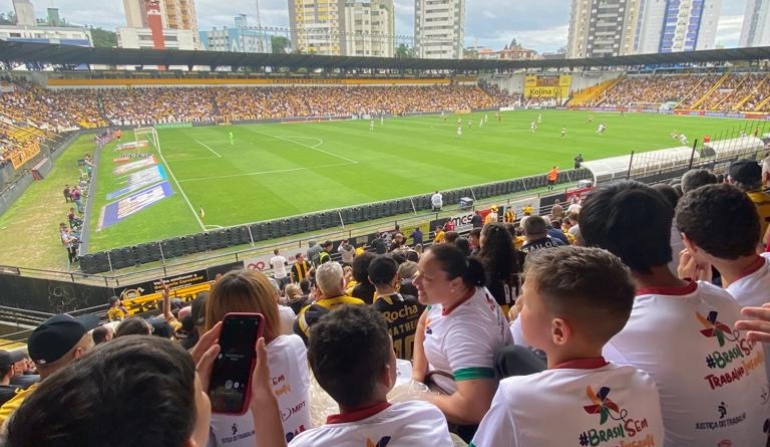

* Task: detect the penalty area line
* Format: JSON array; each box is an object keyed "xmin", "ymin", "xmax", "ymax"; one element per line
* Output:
[
  {"xmin": 155, "ymin": 146, "xmax": 207, "ymax": 232},
  {"xmin": 195, "ymin": 140, "xmax": 222, "ymax": 158},
  {"xmin": 178, "ymin": 162, "xmax": 355, "ymax": 183}
]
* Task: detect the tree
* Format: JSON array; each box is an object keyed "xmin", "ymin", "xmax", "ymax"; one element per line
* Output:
[
  {"xmin": 89, "ymin": 27, "xmax": 117, "ymax": 48},
  {"xmin": 0, "ymin": 11, "xmax": 17, "ymax": 25},
  {"xmin": 395, "ymin": 44, "xmax": 413, "ymax": 59},
  {"xmin": 271, "ymin": 35, "xmax": 291, "ymax": 54}
]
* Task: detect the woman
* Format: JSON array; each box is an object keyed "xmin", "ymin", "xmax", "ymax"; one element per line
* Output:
[
  {"xmin": 476, "ymin": 223, "xmax": 524, "ymax": 316},
  {"xmin": 412, "ymin": 244, "xmax": 512, "ymax": 440},
  {"xmin": 205, "ymin": 269, "xmax": 310, "ymax": 447},
  {"xmin": 349, "ymin": 252, "xmax": 376, "ymax": 304}
]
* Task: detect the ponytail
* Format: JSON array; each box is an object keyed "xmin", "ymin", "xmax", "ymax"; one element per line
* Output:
[{"xmin": 427, "ymin": 243, "xmax": 486, "ymax": 288}]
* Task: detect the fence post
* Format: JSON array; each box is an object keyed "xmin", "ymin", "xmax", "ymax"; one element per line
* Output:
[
  {"xmin": 688, "ymin": 140, "xmax": 698, "ymax": 170},
  {"xmin": 107, "ymin": 252, "xmax": 114, "ymax": 273},
  {"xmin": 247, "ymin": 226, "xmax": 255, "ymax": 246},
  {"xmin": 626, "ymin": 151, "xmax": 635, "ymax": 180}
]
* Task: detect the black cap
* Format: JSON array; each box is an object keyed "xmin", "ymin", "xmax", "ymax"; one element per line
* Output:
[
  {"xmin": 729, "ymin": 159, "xmax": 762, "ymax": 185},
  {"xmin": 0, "ymin": 350, "xmax": 24, "ymax": 370},
  {"xmin": 28, "ymin": 314, "xmax": 93, "ymax": 365}
]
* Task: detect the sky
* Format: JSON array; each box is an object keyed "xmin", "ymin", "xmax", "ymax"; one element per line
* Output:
[{"xmin": 0, "ymin": 0, "xmax": 749, "ymax": 53}]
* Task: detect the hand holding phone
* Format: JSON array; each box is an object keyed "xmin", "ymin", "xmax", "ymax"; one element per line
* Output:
[{"xmin": 208, "ymin": 313, "xmax": 264, "ymax": 415}]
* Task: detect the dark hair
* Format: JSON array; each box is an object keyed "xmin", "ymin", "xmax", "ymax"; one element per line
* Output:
[
  {"xmin": 390, "ymin": 251, "xmax": 407, "ymax": 265},
  {"xmin": 299, "ymin": 278, "xmax": 311, "ymax": 294},
  {"xmin": 368, "ymin": 255, "xmax": 398, "ymax": 286},
  {"xmin": 6, "ymin": 336, "xmax": 196, "ymax": 447},
  {"xmin": 579, "ymin": 181, "xmax": 673, "ymax": 274},
  {"xmin": 478, "ymin": 223, "xmax": 519, "ymax": 282},
  {"xmin": 115, "ymin": 317, "xmax": 152, "ymax": 337},
  {"xmin": 308, "ymin": 306, "xmax": 391, "ymax": 408},
  {"xmin": 523, "ymin": 216, "xmax": 547, "ymax": 237},
  {"xmin": 524, "ymin": 246, "xmax": 635, "ymax": 344},
  {"xmin": 675, "ymin": 184, "xmax": 760, "ymax": 259},
  {"xmin": 427, "ymin": 243, "xmax": 485, "ymax": 287},
  {"xmin": 652, "ymin": 183, "xmax": 680, "ymax": 209},
  {"xmin": 444, "ymin": 231, "xmax": 460, "ymax": 243},
  {"xmin": 92, "ymin": 326, "xmax": 111, "ymax": 345},
  {"xmin": 469, "ymin": 228, "xmax": 482, "ymax": 238},
  {"xmin": 352, "ymin": 252, "xmax": 376, "ymax": 284},
  {"xmin": 454, "ymin": 237, "xmax": 471, "ymax": 257},
  {"xmin": 681, "ymin": 169, "xmax": 718, "ymax": 194},
  {"xmin": 551, "ymin": 218, "xmax": 562, "ymax": 228},
  {"xmin": 405, "ymin": 250, "xmax": 420, "ymax": 262}
]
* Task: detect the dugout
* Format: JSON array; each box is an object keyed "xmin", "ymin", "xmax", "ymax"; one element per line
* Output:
[
  {"xmin": 701, "ymin": 136, "xmax": 765, "ymax": 162},
  {"xmin": 581, "ymin": 146, "xmax": 696, "ymax": 185}
]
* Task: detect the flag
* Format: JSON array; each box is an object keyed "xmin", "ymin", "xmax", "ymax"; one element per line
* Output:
[{"xmin": 199, "ymin": 206, "xmax": 205, "ymax": 219}]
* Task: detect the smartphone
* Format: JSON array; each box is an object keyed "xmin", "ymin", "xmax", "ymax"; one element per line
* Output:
[{"xmin": 208, "ymin": 313, "xmax": 264, "ymax": 415}]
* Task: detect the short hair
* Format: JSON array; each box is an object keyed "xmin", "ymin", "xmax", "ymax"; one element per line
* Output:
[
  {"xmin": 523, "ymin": 215, "xmax": 547, "ymax": 237},
  {"xmin": 567, "ymin": 212, "xmax": 579, "ymax": 223},
  {"xmin": 579, "ymin": 181, "xmax": 673, "ymax": 274},
  {"xmin": 681, "ymin": 169, "xmax": 717, "ymax": 194},
  {"xmin": 444, "ymin": 231, "xmax": 460, "ymax": 243},
  {"xmin": 675, "ymin": 184, "xmax": 760, "ymax": 259},
  {"xmin": 299, "ymin": 278, "xmax": 311, "ymax": 294},
  {"xmin": 315, "ymin": 262, "xmax": 345, "ymax": 297},
  {"xmin": 284, "ymin": 283, "xmax": 302, "ymax": 299},
  {"xmin": 368, "ymin": 255, "xmax": 398, "ymax": 286},
  {"xmin": 427, "ymin": 243, "xmax": 485, "ymax": 288},
  {"xmin": 273, "ymin": 249, "xmax": 279, "ymax": 255},
  {"xmin": 204, "ymin": 269, "xmax": 281, "ymax": 339},
  {"xmin": 397, "ymin": 260, "xmax": 418, "ymax": 279},
  {"xmin": 115, "ymin": 317, "xmax": 152, "ymax": 337},
  {"xmin": 308, "ymin": 306, "xmax": 391, "ymax": 408},
  {"xmin": 524, "ymin": 246, "xmax": 635, "ymax": 345},
  {"xmin": 5, "ymin": 336, "xmax": 196, "ymax": 447},
  {"xmin": 652, "ymin": 183, "xmax": 680, "ymax": 210},
  {"xmin": 352, "ymin": 252, "xmax": 376, "ymax": 283},
  {"xmin": 469, "ymin": 228, "xmax": 482, "ymax": 238},
  {"xmin": 92, "ymin": 326, "xmax": 111, "ymax": 345}
]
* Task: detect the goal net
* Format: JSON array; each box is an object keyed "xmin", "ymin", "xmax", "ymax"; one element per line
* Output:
[{"xmin": 134, "ymin": 127, "xmax": 161, "ymax": 152}]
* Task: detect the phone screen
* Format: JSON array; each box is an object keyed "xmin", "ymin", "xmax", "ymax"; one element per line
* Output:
[{"xmin": 208, "ymin": 314, "xmax": 262, "ymax": 414}]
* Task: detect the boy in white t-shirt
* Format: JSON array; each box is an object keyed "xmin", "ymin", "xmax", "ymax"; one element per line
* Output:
[
  {"xmin": 288, "ymin": 305, "xmax": 452, "ymax": 447},
  {"xmin": 580, "ymin": 180, "xmax": 770, "ymax": 447},
  {"xmin": 675, "ymin": 183, "xmax": 770, "ymax": 380},
  {"xmin": 471, "ymin": 246, "xmax": 665, "ymax": 447}
]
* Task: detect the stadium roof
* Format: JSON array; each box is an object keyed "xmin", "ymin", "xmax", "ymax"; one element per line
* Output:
[{"xmin": 1, "ymin": 40, "xmax": 770, "ymax": 71}]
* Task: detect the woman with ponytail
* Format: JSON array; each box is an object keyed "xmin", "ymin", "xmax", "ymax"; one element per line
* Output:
[{"xmin": 411, "ymin": 243, "xmax": 513, "ymax": 440}]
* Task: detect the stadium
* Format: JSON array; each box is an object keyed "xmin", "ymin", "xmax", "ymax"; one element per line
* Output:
[{"xmin": 0, "ymin": 39, "xmax": 769, "ymax": 447}]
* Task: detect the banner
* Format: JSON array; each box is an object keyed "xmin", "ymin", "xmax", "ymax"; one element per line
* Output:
[
  {"xmin": 524, "ymin": 75, "xmax": 571, "ymax": 99},
  {"xmin": 99, "ymin": 181, "xmax": 174, "ymax": 230},
  {"xmin": 154, "ymin": 122, "xmax": 193, "ymax": 130},
  {"xmin": 106, "ymin": 164, "xmax": 167, "ymax": 200},
  {"xmin": 113, "ymin": 155, "xmax": 156, "ymax": 175},
  {"xmin": 115, "ymin": 141, "xmax": 149, "ymax": 151}
]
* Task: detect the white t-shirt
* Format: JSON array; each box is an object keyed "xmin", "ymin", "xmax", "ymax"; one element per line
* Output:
[
  {"xmin": 271, "ymin": 256, "xmax": 288, "ymax": 279},
  {"xmin": 603, "ymin": 281, "xmax": 769, "ymax": 447},
  {"xmin": 278, "ymin": 305, "xmax": 296, "ymax": 336},
  {"xmin": 288, "ymin": 401, "xmax": 452, "ymax": 447},
  {"xmin": 567, "ymin": 203, "xmax": 582, "ymax": 214},
  {"xmin": 423, "ymin": 287, "xmax": 513, "ymax": 394},
  {"xmin": 431, "ymin": 193, "xmax": 443, "ymax": 208},
  {"xmin": 209, "ymin": 334, "xmax": 310, "ymax": 447},
  {"xmin": 471, "ymin": 362, "xmax": 665, "ymax": 447},
  {"xmin": 725, "ymin": 252, "xmax": 770, "ymax": 380}
]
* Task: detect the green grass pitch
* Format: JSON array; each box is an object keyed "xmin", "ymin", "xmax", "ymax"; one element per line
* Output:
[{"xmin": 83, "ymin": 110, "xmax": 757, "ymax": 252}]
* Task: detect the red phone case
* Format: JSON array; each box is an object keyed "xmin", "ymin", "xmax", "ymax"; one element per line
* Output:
[{"xmin": 211, "ymin": 312, "xmax": 264, "ymax": 415}]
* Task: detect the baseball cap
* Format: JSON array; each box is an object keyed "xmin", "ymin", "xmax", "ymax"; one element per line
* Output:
[
  {"xmin": 28, "ymin": 314, "xmax": 94, "ymax": 365},
  {"xmin": 0, "ymin": 350, "xmax": 24, "ymax": 370},
  {"xmin": 729, "ymin": 159, "xmax": 762, "ymax": 185},
  {"xmin": 323, "ymin": 240, "xmax": 333, "ymax": 247}
]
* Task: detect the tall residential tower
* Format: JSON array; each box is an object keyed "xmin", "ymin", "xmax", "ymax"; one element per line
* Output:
[
  {"xmin": 636, "ymin": 0, "xmax": 721, "ymax": 53},
  {"xmin": 740, "ymin": 0, "xmax": 770, "ymax": 47},
  {"xmin": 414, "ymin": 0, "xmax": 465, "ymax": 59}
]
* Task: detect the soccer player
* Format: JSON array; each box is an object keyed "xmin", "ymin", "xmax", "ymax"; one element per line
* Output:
[
  {"xmin": 456, "ymin": 125, "xmax": 462, "ymax": 138},
  {"xmin": 537, "ymin": 113, "xmax": 542, "ymax": 124},
  {"xmin": 468, "ymin": 119, "xmax": 472, "ymax": 128},
  {"xmin": 484, "ymin": 113, "xmax": 488, "ymax": 123},
  {"xmin": 479, "ymin": 118, "xmax": 484, "ymax": 128},
  {"xmin": 560, "ymin": 127, "xmax": 566, "ymax": 138},
  {"xmin": 679, "ymin": 133, "xmax": 688, "ymax": 145},
  {"xmin": 530, "ymin": 121, "xmax": 537, "ymax": 133},
  {"xmin": 471, "ymin": 247, "xmax": 665, "ymax": 447},
  {"xmin": 596, "ymin": 123, "xmax": 606, "ymax": 135},
  {"xmin": 587, "ymin": 114, "xmax": 594, "ymax": 124},
  {"xmin": 442, "ymin": 111, "xmax": 447, "ymax": 122},
  {"xmin": 380, "ymin": 115, "xmax": 384, "ymax": 125},
  {"xmin": 228, "ymin": 132, "xmax": 234, "ymax": 145},
  {"xmin": 370, "ymin": 119, "xmax": 374, "ymax": 132}
]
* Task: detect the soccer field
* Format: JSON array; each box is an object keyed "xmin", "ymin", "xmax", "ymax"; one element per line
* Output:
[{"xmin": 85, "ymin": 110, "xmax": 753, "ymax": 252}]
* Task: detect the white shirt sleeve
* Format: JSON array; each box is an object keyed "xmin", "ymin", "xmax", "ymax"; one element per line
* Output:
[
  {"xmin": 445, "ymin": 322, "xmax": 496, "ymax": 381},
  {"xmin": 470, "ymin": 385, "xmax": 517, "ymax": 447}
]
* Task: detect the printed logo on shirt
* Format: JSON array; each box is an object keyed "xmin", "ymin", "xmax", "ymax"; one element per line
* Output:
[
  {"xmin": 694, "ymin": 402, "xmax": 746, "ymax": 431},
  {"xmin": 365, "ymin": 436, "xmax": 392, "ymax": 447},
  {"xmin": 280, "ymin": 400, "xmax": 306, "ymax": 422},
  {"xmin": 696, "ymin": 311, "xmax": 765, "ymax": 391},
  {"xmin": 576, "ymin": 386, "xmax": 656, "ymax": 447}
]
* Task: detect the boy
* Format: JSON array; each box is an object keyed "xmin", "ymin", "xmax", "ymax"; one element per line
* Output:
[
  {"xmin": 288, "ymin": 306, "xmax": 452, "ymax": 446},
  {"xmin": 107, "ymin": 296, "xmax": 128, "ymax": 322},
  {"xmin": 472, "ymin": 246, "xmax": 665, "ymax": 447},
  {"xmin": 579, "ymin": 180, "xmax": 769, "ymax": 446},
  {"xmin": 675, "ymin": 184, "xmax": 770, "ymax": 379}
]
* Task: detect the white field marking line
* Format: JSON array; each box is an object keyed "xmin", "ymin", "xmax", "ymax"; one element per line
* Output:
[
  {"xmin": 204, "ymin": 224, "xmax": 224, "ymax": 230},
  {"xmin": 155, "ymin": 146, "xmax": 207, "ymax": 232},
  {"xmin": 178, "ymin": 162, "xmax": 354, "ymax": 183},
  {"xmin": 195, "ymin": 140, "xmax": 222, "ymax": 158},
  {"xmin": 260, "ymin": 132, "xmax": 359, "ymax": 164},
  {"xmin": 166, "ymin": 156, "xmax": 221, "ymax": 162}
]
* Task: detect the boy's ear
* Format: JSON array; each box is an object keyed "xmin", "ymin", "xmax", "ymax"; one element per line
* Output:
[
  {"xmin": 551, "ymin": 317, "xmax": 572, "ymax": 346},
  {"xmin": 681, "ymin": 233, "xmax": 697, "ymax": 253}
]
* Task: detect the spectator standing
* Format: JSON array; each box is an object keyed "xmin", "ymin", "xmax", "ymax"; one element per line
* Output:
[
  {"xmin": 270, "ymin": 249, "xmax": 289, "ymax": 289},
  {"xmin": 521, "ymin": 216, "xmax": 564, "ymax": 254},
  {"xmin": 433, "ymin": 225, "xmax": 445, "ymax": 244},
  {"xmin": 62, "ymin": 184, "xmax": 71, "ymax": 203},
  {"xmin": 370, "ymin": 235, "xmax": 387, "ymax": 254},
  {"xmin": 476, "ymin": 223, "xmax": 523, "ymax": 316},
  {"xmin": 337, "ymin": 240, "xmax": 356, "ymax": 266},
  {"xmin": 579, "ymin": 180, "xmax": 769, "ymax": 447},
  {"xmin": 472, "ymin": 247, "xmax": 665, "ymax": 447},
  {"xmin": 573, "ymin": 153, "xmax": 584, "ymax": 169},
  {"xmin": 409, "ymin": 227, "xmax": 424, "ymax": 246},
  {"xmin": 306, "ymin": 241, "xmax": 322, "ymax": 267},
  {"xmin": 290, "ymin": 253, "xmax": 311, "ymax": 284},
  {"xmin": 484, "ymin": 206, "xmax": 499, "ymax": 225},
  {"xmin": 549, "ymin": 200, "xmax": 564, "ymax": 220},
  {"xmin": 471, "ymin": 211, "xmax": 483, "ymax": 228},
  {"xmin": 547, "ymin": 166, "xmax": 559, "ymax": 190},
  {"xmin": 70, "ymin": 186, "xmax": 83, "ymax": 214},
  {"xmin": 431, "ymin": 191, "xmax": 443, "ymax": 212},
  {"xmin": 317, "ymin": 241, "xmax": 333, "ymax": 265},
  {"xmin": 412, "ymin": 244, "xmax": 512, "ymax": 440}
]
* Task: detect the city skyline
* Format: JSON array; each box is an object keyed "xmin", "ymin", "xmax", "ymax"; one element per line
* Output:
[{"xmin": 0, "ymin": 0, "xmax": 749, "ymax": 53}]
